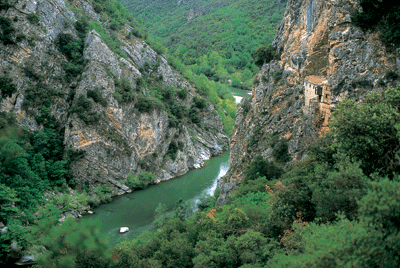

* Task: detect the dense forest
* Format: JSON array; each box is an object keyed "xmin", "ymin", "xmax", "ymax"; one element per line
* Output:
[{"xmin": 121, "ymin": 0, "xmax": 286, "ymax": 91}]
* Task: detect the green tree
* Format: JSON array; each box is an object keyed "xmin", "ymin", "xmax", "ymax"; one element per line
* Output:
[
  {"xmin": 0, "ymin": 184, "xmax": 19, "ymax": 224},
  {"xmin": 329, "ymin": 85, "xmax": 400, "ymax": 175},
  {"xmin": 37, "ymin": 216, "xmax": 112, "ymax": 268},
  {"xmin": 243, "ymin": 155, "xmax": 283, "ymax": 182}
]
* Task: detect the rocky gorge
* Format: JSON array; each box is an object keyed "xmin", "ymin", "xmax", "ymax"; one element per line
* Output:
[
  {"xmin": 0, "ymin": 0, "xmax": 228, "ymax": 197},
  {"xmin": 216, "ymin": 0, "xmax": 400, "ymax": 204}
]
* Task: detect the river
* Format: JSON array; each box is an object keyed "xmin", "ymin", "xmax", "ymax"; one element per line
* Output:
[{"xmin": 82, "ymin": 150, "xmax": 230, "ymax": 246}]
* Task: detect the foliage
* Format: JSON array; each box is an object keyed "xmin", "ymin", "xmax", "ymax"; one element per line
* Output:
[
  {"xmin": 113, "ymin": 85, "xmax": 400, "ymax": 267},
  {"xmin": 0, "ymin": 16, "xmax": 15, "ymax": 45},
  {"xmin": 0, "ymin": 184, "xmax": 19, "ymax": 224},
  {"xmin": 55, "ymin": 33, "xmax": 86, "ymax": 82},
  {"xmin": 114, "ymin": 78, "xmax": 136, "ymax": 103},
  {"xmin": 272, "ymin": 68, "xmax": 283, "ymax": 83},
  {"xmin": 243, "ymin": 155, "xmax": 283, "ymax": 182},
  {"xmin": 135, "ymin": 95, "xmax": 155, "ymax": 113},
  {"xmin": 87, "ymin": 88, "xmax": 108, "ymax": 106},
  {"xmin": 126, "ymin": 172, "xmax": 156, "ymax": 190},
  {"xmin": 69, "ymin": 94, "xmax": 100, "ymax": 124},
  {"xmin": 121, "ymin": 0, "xmax": 286, "ymax": 87},
  {"xmin": 27, "ymin": 13, "xmax": 40, "ymax": 25},
  {"xmin": 37, "ymin": 216, "xmax": 112, "ymax": 268},
  {"xmin": 252, "ymin": 44, "xmax": 278, "ymax": 67},
  {"xmin": 272, "ymin": 140, "xmax": 290, "ymax": 163},
  {"xmin": 352, "ymin": 1, "xmax": 400, "ymax": 47},
  {"xmin": 166, "ymin": 140, "xmax": 179, "ymax": 160},
  {"xmin": 327, "ymin": 85, "xmax": 400, "ymax": 175},
  {"xmin": 0, "ymin": 74, "xmax": 17, "ymax": 99}
]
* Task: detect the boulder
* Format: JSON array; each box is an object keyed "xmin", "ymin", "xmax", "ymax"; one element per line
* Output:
[{"xmin": 119, "ymin": 227, "xmax": 129, "ymax": 233}]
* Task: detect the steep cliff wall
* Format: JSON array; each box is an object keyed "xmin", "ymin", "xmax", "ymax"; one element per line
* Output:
[
  {"xmin": 217, "ymin": 0, "xmax": 399, "ymax": 204},
  {"xmin": 0, "ymin": 0, "xmax": 228, "ymax": 196}
]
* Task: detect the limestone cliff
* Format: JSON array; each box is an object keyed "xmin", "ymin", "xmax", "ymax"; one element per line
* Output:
[
  {"xmin": 217, "ymin": 0, "xmax": 399, "ymax": 204},
  {"xmin": 0, "ymin": 0, "xmax": 228, "ymax": 196}
]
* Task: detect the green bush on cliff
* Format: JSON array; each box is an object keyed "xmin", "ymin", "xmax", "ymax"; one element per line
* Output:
[
  {"xmin": 126, "ymin": 172, "xmax": 156, "ymax": 190},
  {"xmin": 87, "ymin": 88, "xmax": 108, "ymax": 106},
  {"xmin": 0, "ymin": 16, "xmax": 15, "ymax": 45},
  {"xmin": 0, "ymin": 74, "xmax": 16, "ymax": 99},
  {"xmin": 352, "ymin": 1, "xmax": 400, "ymax": 47},
  {"xmin": 252, "ymin": 44, "xmax": 278, "ymax": 67},
  {"xmin": 272, "ymin": 140, "xmax": 291, "ymax": 163},
  {"xmin": 69, "ymin": 94, "xmax": 100, "ymax": 124},
  {"xmin": 27, "ymin": 13, "xmax": 40, "ymax": 25}
]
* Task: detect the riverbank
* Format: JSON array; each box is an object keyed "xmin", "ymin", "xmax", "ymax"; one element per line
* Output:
[{"xmin": 81, "ymin": 151, "xmax": 230, "ymax": 246}]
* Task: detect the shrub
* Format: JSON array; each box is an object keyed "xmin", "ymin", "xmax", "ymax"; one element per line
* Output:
[
  {"xmin": 126, "ymin": 172, "xmax": 156, "ymax": 190},
  {"xmin": 15, "ymin": 33, "xmax": 25, "ymax": 42},
  {"xmin": 189, "ymin": 108, "xmax": 201, "ymax": 124},
  {"xmin": 162, "ymin": 86, "xmax": 175, "ymax": 101},
  {"xmin": 87, "ymin": 88, "xmax": 107, "ymax": 106},
  {"xmin": 0, "ymin": 16, "xmax": 15, "ymax": 45},
  {"xmin": 262, "ymin": 75, "xmax": 268, "ymax": 82},
  {"xmin": 167, "ymin": 140, "xmax": 179, "ymax": 160},
  {"xmin": 272, "ymin": 140, "xmax": 291, "ymax": 163},
  {"xmin": 244, "ymin": 155, "xmax": 283, "ymax": 182},
  {"xmin": 27, "ymin": 13, "xmax": 40, "ymax": 24},
  {"xmin": 252, "ymin": 44, "xmax": 277, "ymax": 67},
  {"xmin": 192, "ymin": 96, "xmax": 207, "ymax": 110},
  {"xmin": 272, "ymin": 69, "xmax": 283, "ymax": 83},
  {"xmin": 69, "ymin": 95, "xmax": 99, "ymax": 124},
  {"xmin": 136, "ymin": 96, "xmax": 155, "ymax": 113},
  {"xmin": 385, "ymin": 70, "xmax": 399, "ymax": 81},
  {"xmin": 74, "ymin": 17, "xmax": 89, "ymax": 38},
  {"xmin": 0, "ymin": 1, "xmax": 12, "ymax": 11},
  {"xmin": 177, "ymin": 88, "xmax": 188, "ymax": 99},
  {"xmin": 0, "ymin": 75, "xmax": 17, "ymax": 98},
  {"xmin": 95, "ymin": 184, "xmax": 112, "ymax": 203},
  {"xmin": 23, "ymin": 82, "xmax": 58, "ymax": 108},
  {"xmin": 352, "ymin": 1, "xmax": 400, "ymax": 47}
]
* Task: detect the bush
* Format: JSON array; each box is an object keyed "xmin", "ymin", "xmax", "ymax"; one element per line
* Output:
[
  {"xmin": 252, "ymin": 44, "xmax": 277, "ymax": 67},
  {"xmin": 0, "ymin": 16, "xmax": 15, "ymax": 45},
  {"xmin": 126, "ymin": 172, "xmax": 156, "ymax": 190},
  {"xmin": 385, "ymin": 70, "xmax": 399, "ymax": 81},
  {"xmin": 272, "ymin": 69, "xmax": 283, "ymax": 83},
  {"xmin": 15, "ymin": 33, "xmax": 25, "ymax": 42},
  {"xmin": 244, "ymin": 155, "xmax": 283, "ymax": 182},
  {"xmin": 352, "ymin": 1, "xmax": 400, "ymax": 47},
  {"xmin": 74, "ymin": 17, "xmax": 89, "ymax": 38},
  {"xmin": 177, "ymin": 88, "xmax": 188, "ymax": 100},
  {"xmin": 87, "ymin": 88, "xmax": 107, "ymax": 106},
  {"xmin": 136, "ymin": 96, "xmax": 155, "ymax": 113},
  {"xmin": 0, "ymin": 1, "xmax": 12, "ymax": 11},
  {"xmin": 167, "ymin": 140, "xmax": 179, "ymax": 160},
  {"xmin": 27, "ymin": 13, "xmax": 40, "ymax": 24},
  {"xmin": 0, "ymin": 75, "xmax": 17, "ymax": 99},
  {"xmin": 69, "ymin": 95, "xmax": 99, "ymax": 124},
  {"xmin": 189, "ymin": 108, "xmax": 201, "ymax": 124},
  {"xmin": 192, "ymin": 96, "xmax": 207, "ymax": 110},
  {"xmin": 272, "ymin": 140, "xmax": 291, "ymax": 163},
  {"xmin": 23, "ymin": 82, "xmax": 58, "ymax": 108}
]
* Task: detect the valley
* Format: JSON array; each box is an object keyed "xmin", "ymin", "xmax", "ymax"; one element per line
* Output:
[{"xmin": 1, "ymin": 0, "xmax": 400, "ymax": 267}]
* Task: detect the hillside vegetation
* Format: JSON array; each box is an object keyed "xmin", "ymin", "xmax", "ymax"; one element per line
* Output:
[
  {"xmin": 121, "ymin": 0, "xmax": 287, "ymax": 90},
  {"xmin": 25, "ymin": 84, "xmax": 400, "ymax": 267}
]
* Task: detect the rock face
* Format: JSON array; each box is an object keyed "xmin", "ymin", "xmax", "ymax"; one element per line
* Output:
[
  {"xmin": 216, "ymin": 0, "xmax": 399, "ymax": 204},
  {"xmin": 0, "ymin": 0, "xmax": 228, "ymax": 196}
]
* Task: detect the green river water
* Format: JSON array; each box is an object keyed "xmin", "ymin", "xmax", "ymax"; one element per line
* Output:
[{"xmin": 82, "ymin": 151, "xmax": 230, "ymax": 246}]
